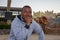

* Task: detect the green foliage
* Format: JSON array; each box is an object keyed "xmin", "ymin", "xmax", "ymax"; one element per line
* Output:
[
  {"xmin": 0, "ymin": 15, "xmax": 16, "ymax": 29},
  {"xmin": 0, "ymin": 18, "xmax": 7, "ymax": 22},
  {"xmin": 0, "ymin": 24, "xmax": 11, "ymax": 29}
]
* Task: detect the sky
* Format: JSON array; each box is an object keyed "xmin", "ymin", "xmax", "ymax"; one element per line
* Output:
[{"xmin": 0, "ymin": 0, "xmax": 60, "ymax": 13}]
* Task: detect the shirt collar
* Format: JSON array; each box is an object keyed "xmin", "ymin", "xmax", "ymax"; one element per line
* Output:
[{"xmin": 17, "ymin": 15, "xmax": 32, "ymax": 24}]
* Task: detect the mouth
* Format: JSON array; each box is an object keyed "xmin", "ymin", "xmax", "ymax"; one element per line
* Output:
[{"xmin": 25, "ymin": 15, "xmax": 32, "ymax": 18}]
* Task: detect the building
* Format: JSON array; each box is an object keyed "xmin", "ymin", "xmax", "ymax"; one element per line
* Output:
[{"xmin": 0, "ymin": 6, "xmax": 22, "ymax": 24}]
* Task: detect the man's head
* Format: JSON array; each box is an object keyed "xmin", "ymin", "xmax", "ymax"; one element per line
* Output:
[
  {"xmin": 21, "ymin": 5, "xmax": 32, "ymax": 24},
  {"xmin": 21, "ymin": 5, "xmax": 32, "ymax": 19}
]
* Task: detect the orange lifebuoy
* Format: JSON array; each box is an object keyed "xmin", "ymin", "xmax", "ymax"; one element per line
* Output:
[{"xmin": 40, "ymin": 16, "xmax": 48, "ymax": 25}]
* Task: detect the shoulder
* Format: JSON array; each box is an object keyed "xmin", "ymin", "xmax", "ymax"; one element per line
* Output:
[
  {"xmin": 11, "ymin": 16, "xmax": 21, "ymax": 28},
  {"xmin": 32, "ymin": 19, "xmax": 42, "ymax": 28},
  {"xmin": 32, "ymin": 20, "xmax": 40, "ymax": 26},
  {"xmin": 32, "ymin": 20, "xmax": 39, "ymax": 26},
  {"xmin": 11, "ymin": 16, "xmax": 17, "ymax": 24}
]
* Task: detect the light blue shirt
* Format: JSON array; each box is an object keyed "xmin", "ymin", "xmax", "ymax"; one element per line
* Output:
[{"xmin": 9, "ymin": 16, "xmax": 44, "ymax": 40}]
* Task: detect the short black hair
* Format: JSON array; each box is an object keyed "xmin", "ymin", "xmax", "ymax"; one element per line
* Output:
[{"xmin": 22, "ymin": 5, "xmax": 32, "ymax": 11}]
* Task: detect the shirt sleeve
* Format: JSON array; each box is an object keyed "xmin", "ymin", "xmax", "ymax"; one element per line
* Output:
[
  {"xmin": 8, "ymin": 24, "xmax": 16, "ymax": 40},
  {"xmin": 33, "ymin": 23, "xmax": 45, "ymax": 40}
]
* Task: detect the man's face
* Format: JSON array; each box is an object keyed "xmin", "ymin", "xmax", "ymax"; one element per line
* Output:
[{"xmin": 21, "ymin": 7, "xmax": 32, "ymax": 19}]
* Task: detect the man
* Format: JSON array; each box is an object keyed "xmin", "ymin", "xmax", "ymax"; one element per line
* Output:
[{"xmin": 9, "ymin": 5, "xmax": 44, "ymax": 40}]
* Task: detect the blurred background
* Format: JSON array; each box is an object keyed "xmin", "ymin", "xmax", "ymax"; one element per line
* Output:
[{"xmin": 0, "ymin": 0, "xmax": 60, "ymax": 40}]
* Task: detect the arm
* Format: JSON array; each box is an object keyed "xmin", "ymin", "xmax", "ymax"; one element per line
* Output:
[
  {"xmin": 33, "ymin": 23, "xmax": 44, "ymax": 40},
  {"xmin": 9, "ymin": 24, "xmax": 16, "ymax": 40}
]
